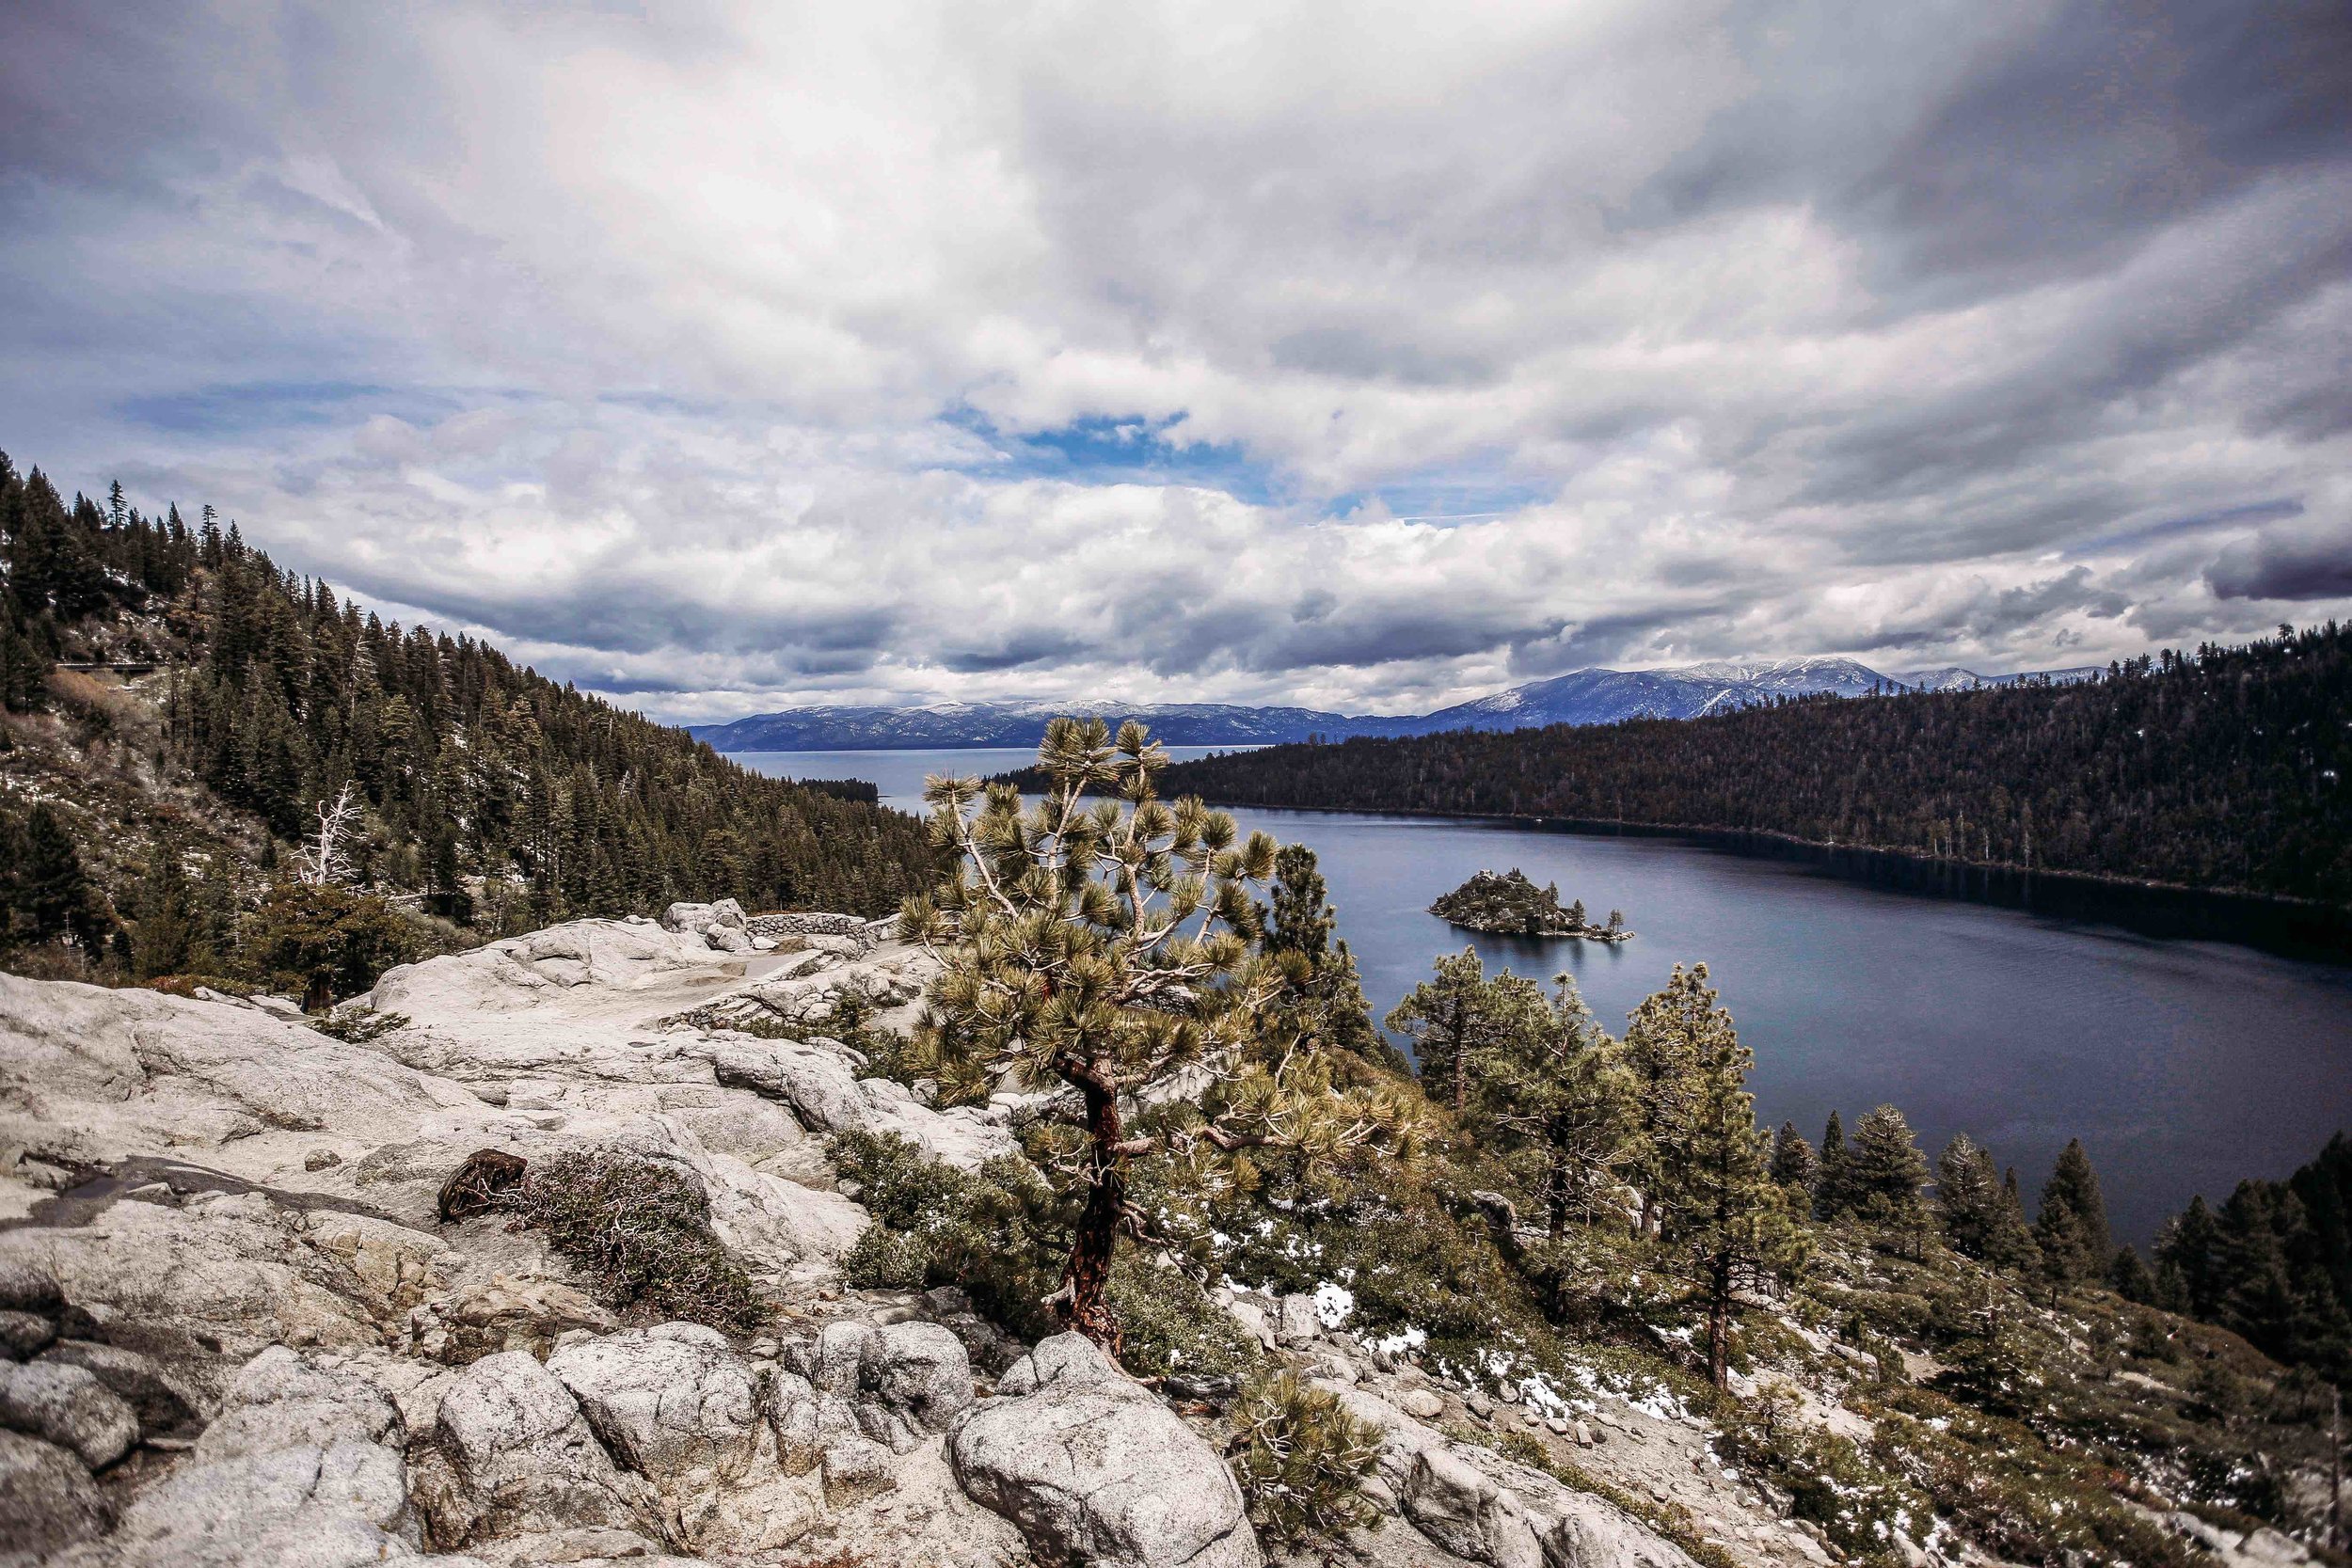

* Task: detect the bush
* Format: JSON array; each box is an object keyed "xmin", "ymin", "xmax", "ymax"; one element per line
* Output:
[
  {"xmin": 237, "ymin": 879, "xmax": 416, "ymax": 1008},
  {"xmin": 842, "ymin": 1224, "xmax": 930, "ymax": 1290},
  {"xmin": 827, "ymin": 1130, "xmax": 1070, "ymax": 1344},
  {"xmin": 1228, "ymin": 1370, "xmax": 1383, "ymax": 1546},
  {"xmin": 1104, "ymin": 1254, "xmax": 1261, "ymax": 1385},
  {"xmin": 504, "ymin": 1151, "xmax": 765, "ymax": 1334},
  {"xmin": 1715, "ymin": 1402, "xmax": 1929, "ymax": 1566}
]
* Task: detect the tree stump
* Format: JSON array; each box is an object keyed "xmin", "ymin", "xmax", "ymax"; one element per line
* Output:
[{"xmin": 438, "ymin": 1148, "xmax": 527, "ymax": 1222}]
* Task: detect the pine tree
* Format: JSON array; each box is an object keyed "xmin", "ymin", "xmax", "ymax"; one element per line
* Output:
[
  {"xmin": 2109, "ymin": 1244, "xmax": 2157, "ymax": 1304},
  {"xmin": 907, "ymin": 719, "xmax": 1415, "ymax": 1352},
  {"xmin": 1468, "ymin": 973, "xmax": 1634, "ymax": 1240},
  {"xmin": 1387, "ymin": 948, "xmax": 1500, "ymax": 1112},
  {"xmin": 1623, "ymin": 963, "xmax": 1728, "ymax": 1238},
  {"xmin": 1990, "ymin": 1166, "xmax": 2041, "ymax": 1272},
  {"xmin": 131, "ymin": 836, "xmax": 198, "ymax": 979},
  {"xmin": 1814, "ymin": 1110, "xmax": 1850, "ymax": 1220},
  {"xmin": 1935, "ymin": 1133, "xmax": 2005, "ymax": 1259},
  {"xmin": 1770, "ymin": 1122, "xmax": 1819, "ymax": 1196},
  {"xmin": 2034, "ymin": 1138, "xmax": 2113, "ymax": 1284},
  {"xmin": 1844, "ymin": 1105, "xmax": 1931, "ymax": 1255},
  {"xmin": 1647, "ymin": 969, "xmax": 1806, "ymax": 1387},
  {"xmin": 18, "ymin": 804, "xmax": 103, "ymax": 951},
  {"xmin": 1264, "ymin": 845, "xmax": 1393, "ymax": 1069}
]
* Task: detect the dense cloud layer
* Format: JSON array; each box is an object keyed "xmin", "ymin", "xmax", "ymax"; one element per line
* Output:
[{"xmin": 3, "ymin": 0, "xmax": 2346, "ymax": 719}]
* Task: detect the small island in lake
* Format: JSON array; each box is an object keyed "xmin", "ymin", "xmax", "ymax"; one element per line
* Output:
[{"xmin": 1429, "ymin": 868, "xmax": 1632, "ymax": 941}]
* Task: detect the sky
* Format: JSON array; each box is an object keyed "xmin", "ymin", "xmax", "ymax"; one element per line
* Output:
[{"xmin": 2, "ymin": 1, "xmax": 2348, "ymax": 722}]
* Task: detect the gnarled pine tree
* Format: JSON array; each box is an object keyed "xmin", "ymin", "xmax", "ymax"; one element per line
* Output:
[{"xmin": 905, "ymin": 717, "xmax": 1406, "ymax": 1351}]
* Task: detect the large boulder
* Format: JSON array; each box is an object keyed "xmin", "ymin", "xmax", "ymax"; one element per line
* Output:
[
  {"xmin": 105, "ymin": 1345, "xmax": 423, "ymax": 1567},
  {"xmin": 0, "ymin": 1428, "xmax": 112, "ymax": 1556},
  {"xmin": 772, "ymin": 1318, "xmax": 977, "ymax": 1462},
  {"xmin": 949, "ymin": 1332, "xmax": 1261, "ymax": 1568},
  {"xmin": 0, "ymin": 972, "xmax": 466, "ymax": 1162},
  {"xmin": 422, "ymin": 1348, "xmax": 661, "ymax": 1546},
  {"xmin": 547, "ymin": 1323, "xmax": 761, "ymax": 1485},
  {"xmin": 1330, "ymin": 1384, "xmax": 1700, "ymax": 1568},
  {"xmin": 663, "ymin": 899, "xmax": 755, "ymax": 954},
  {"xmin": 0, "ymin": 1357, "xmax": 139, "ymax": 1468}
]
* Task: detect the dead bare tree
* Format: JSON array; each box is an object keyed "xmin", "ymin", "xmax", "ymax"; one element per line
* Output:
[{"xmin": 295, "ymin": 782, "xmax": 360, "ymax": 886}]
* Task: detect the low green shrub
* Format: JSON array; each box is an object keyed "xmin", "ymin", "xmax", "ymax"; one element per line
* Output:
[
  {"xmin": 504, "ymin": 1150, "xmax": 765, "ymax": 1334},
  {"xmin": 1715, "ymin": 1400, "xmax": 1929, "ymax": 1566},
  {"xmin": 1228, "ymin": 1370, "xmax": 1383, "ymax": 1546},
  {"xmin": 826, "ymin": 1129, "xmax": 1070, "ymax": 1344},
  {"xmin": 1105, "ymin": 1254, "xmax": 1261, "ymax": 1384}
]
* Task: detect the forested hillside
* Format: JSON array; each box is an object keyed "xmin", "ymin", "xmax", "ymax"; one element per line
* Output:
[
  {"xmin": 0, "ymin": 451, "xmax": 933, "ymax": 986},
  {"xmin": 1161, "ymin": 626, "xmax": 2352, "ymax": 905}
]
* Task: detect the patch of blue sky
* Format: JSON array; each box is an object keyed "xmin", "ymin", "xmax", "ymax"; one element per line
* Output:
[
  {"xmin": 1327, "ymin": 467, "xmax": 1557, "ymax": 527},
  {"xmin": 116, "ymin": 380, "xmax": 459, "ymax": 436},
  {"xmin": 938, "ymin": 408, "xmax": 1280, "ymax": 503}
]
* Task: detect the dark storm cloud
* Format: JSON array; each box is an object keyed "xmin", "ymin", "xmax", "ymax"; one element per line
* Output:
[{"xmin": 2206, "ymin": 522, "xmax": 2352, "ymax": 602}]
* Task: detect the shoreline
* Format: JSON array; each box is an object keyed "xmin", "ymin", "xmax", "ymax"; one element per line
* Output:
[{"xmin": 1195, "ymin": 796, "xmax": 2352, "ymax": 963}]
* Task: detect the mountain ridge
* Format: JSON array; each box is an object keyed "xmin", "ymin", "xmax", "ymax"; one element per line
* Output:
[{"xmin": 691, "ymin": 657, "xmax": 2105, "ymax": 751}]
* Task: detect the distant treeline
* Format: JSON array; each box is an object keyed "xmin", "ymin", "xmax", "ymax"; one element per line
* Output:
[
  {"xmin": 1157, "ymin": 625, "xmax": 2352, "ymax": 906},
  {"xmin": 0, "ymin": 452, "xmax": 935, "ymax": 934}
]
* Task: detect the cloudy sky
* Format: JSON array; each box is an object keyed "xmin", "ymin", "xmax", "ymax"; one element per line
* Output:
[{"xmin": 3, "ymin": 1, "xmax": 2347, "ymax": 721}]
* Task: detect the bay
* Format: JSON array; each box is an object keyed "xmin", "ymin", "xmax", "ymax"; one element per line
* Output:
[{"xmin": 739, "ymin": 747, "xmax": 2352, "ymax": 1243}]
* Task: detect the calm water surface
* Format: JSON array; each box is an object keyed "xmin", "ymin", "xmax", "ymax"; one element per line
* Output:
[{"xmin": 741, "ymin": 748, "xmax": 2352, "ymax": 1242}]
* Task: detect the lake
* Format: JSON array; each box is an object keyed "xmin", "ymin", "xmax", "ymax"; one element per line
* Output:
[{"xmin": 739, "ymin": 747, "xmax": 2352, "ymax": 1243}]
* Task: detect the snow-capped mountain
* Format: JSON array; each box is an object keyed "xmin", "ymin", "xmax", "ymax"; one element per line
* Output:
[
  {"xmin": 1380, "ymin": 657, "xmax": 1899, "ymax": 736},
  {"xmin": 691, "ymin": 657, "xmax": 2107, "ymax": 751}
]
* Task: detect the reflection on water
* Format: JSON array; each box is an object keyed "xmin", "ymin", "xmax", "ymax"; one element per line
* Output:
[{"xmin": 739, "ymin": 748, "xmax": 2352, "ymax": 1243}]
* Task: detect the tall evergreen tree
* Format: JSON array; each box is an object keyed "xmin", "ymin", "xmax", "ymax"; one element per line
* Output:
[
  {"xmin": 1264, "ymin": 845, "xmax": 1394, "ymax": 1069},
  {"xmin": 1467, "ymin": 973, "xmax": 1634, "ymax": 1240},
  {"xmin": 1387, "ymin": 948, "xmax": 1503, "ymax": 1112},
  {"xmin": 1646, "ymin": 966, "xmax": 1806, "ymax": 1387},
  {"xmin": 1843, "ymin": 1104, "xmax": 1932, "ymax": 1254},
  {"xmin": 1622, "ymin": 962, "xmax": 1726, "ymax": 1238},
  {"xmin": 1770, "ymin": 1122, "xmax": 1819, "ymax": 1196},
  {"xmin": 1991, "ymin": 1166, "xmax": 2041, "ymax": 1272},
  {"xmin": 1935, "ymin": 1133, "xmax": 2005, "ymax": 1259},
  {"xmin": 2034, "ymin": 1138, "xmax": 2113, "ymax": 1284},
  {"xmin": 907, "ymin": 720, "xmax": 1417, "ymax": 1351},
  {"xmin": 1814, "ymin": 1110, "xmax": 1850, "ymax": 1220},
  {"xmin": 131, "ymin": 836, "xmax": 198, "ymax": 979},
  {"xmin": 17, "ymin": 804, "xmax": 102, "ymax": 951}
]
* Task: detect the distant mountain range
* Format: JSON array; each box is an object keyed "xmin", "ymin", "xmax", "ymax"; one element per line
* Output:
[{"xmin": 690, "ymin": 657, "xmax": 2106, "ymax": 752}]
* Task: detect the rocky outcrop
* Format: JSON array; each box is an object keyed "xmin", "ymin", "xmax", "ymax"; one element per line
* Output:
[
  {"xmin": 104, "ymin": 1345, "xmax": 427, "ymax": 1567},
  {"xmin": 950, "ymin": 1332, "xmax": 1262, "ymax": 1568},
  {"xmin": 548, "ymin": 1323, "xmax": 762, "ymax": 1486},
  {"xmin": 662, "ymin": 898, "xmax": 759, "ymax": 954},
  {"xmin": 0, "ymin": 1358, "xmax": 138, "ymax": 1468},
  {"xmin": 419, "ymin": 1348, "xmax": 662, "ymax": 1546},
  {"xmin": 702, "ymin": 1033, "xmax": 1017, "ymax": 1171},
  {"xmin": 0, "ymin": 1427, "xmax": 113, "ymax": 1556},
  {"xmin": 1331, "ymin": 1383, "xmax": 1700, "ymax": 1568}
]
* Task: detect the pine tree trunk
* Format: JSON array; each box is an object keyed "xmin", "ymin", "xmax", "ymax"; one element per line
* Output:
[
  {"xmin": 1450, "ymin": 1001, "xmax": 1468, "ymax": 1112},
  {"xmin": 1707, "ymin": 1255, "xmax": 1733, "ymax": 1389},
  {"xmin": 1547, "ymin": 1140, "xmax": 1568, "ymax": 1243},
  {"xmin": 1058, "ymin": 1068, "xmax": 1126, "ymax": 1355}
]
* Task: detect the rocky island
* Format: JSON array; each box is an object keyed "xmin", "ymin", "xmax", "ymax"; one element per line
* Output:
[{"xmin": 1429, "ymin": 868, "xmax": 1632, "ymax": 941}]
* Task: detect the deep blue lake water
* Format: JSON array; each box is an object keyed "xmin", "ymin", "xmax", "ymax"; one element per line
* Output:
[{"xmin": 740, "ymin": 747, "xmax": 2352, "ymax": 1243}]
